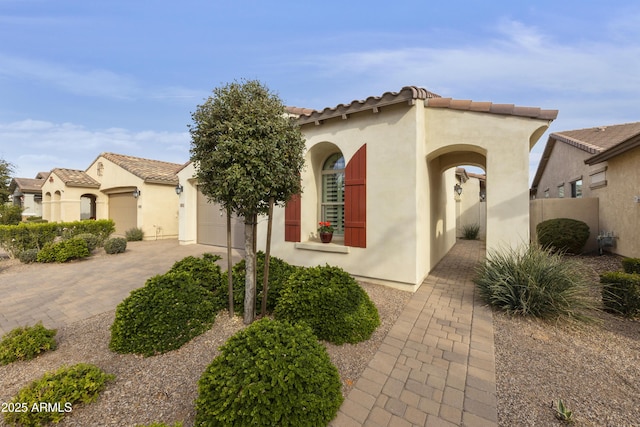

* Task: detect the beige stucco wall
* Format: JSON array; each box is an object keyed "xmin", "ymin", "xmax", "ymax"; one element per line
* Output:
[
  {"xmin": 177, "ymin": 163, "xmax": 199, "ymax": 245},
  {"xmin": 457, "ymin": 177, "xmax": 486, "ymax": 239},
  {"xmin": 533, "ymin": 141, "xmax": 603, "ymax": 199},
  {"xmin": 41, "ymin": 173, "xmax": 101, "ymax": 223},
  {"xmin": 594, "ymin": 146, "xmax": 640, "ymax": 257},
  {"xmin": 259, "ymin": 102, "xmax": 428, "ymax": 288},
  {"xmin": 529, "ymin": 198, "xmax": 600, "ymax": 253},
  {"xmin": 425, "ymin": 108, "xmax": 550, "ymax": 253}
]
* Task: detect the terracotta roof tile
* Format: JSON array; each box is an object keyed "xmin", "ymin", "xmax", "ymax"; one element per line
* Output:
[
  {"xmin": 553, "ymin": 122, "xmax": 640, "ymax": 152},
  {"xmin": 99, "ymin": 152, "xmax": 182, "ymax": 185},
  {"xmin": 11, "ymin": 178, "xmax": 44, "ymax": 192},
  {"xmin": 52, "ymin": 169, "xmax": 101, "ymax": 188}
]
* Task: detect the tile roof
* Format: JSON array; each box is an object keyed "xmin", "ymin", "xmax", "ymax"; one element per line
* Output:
[
  {"xmin": 11, "ymin": 177, "xmax": 44, "ymax": 193},
  {"xmin": 288, "ymin": 86, "xmax": 558, "ymax": 125},
  {"xmin": 51, "ymin": 169, "xmax": 101, "ymax": 188},
  {"xmin": 531, "ymin": 121, "xmax": 640, "ymax": 189},
  {"xmin": 99, "ymin": 152, "xmax": 182, "ymax": 185}
]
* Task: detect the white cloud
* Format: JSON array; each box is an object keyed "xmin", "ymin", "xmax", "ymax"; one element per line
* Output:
[{"xmin": 0, "ymin": 120, "xmax": 190, "ymax": 178}]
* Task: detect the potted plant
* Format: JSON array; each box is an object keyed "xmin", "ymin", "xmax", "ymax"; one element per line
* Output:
[{"xmin": 318, "ymin": 221, "xmax": 335, "ymax": 243}]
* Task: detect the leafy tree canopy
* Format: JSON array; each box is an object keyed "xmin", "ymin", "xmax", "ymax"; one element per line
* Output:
[
  {"xmin": 0, "ymin": 158, "xmax": 14, "ymax": 204},
  {"xmin": 189, "ymin": 79, "xmax": 305, "ymax": 218}
]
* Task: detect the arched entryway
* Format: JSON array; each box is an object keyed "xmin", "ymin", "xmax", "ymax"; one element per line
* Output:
[{"xmin": 80, "ymin": 194, "xmax": 97, "ymax": 220}]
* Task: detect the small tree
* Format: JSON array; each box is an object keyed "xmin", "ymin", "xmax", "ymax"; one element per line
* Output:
[
  {"xmin": 0, "ymin": 158, "xmax": 15, "ymax": 204},
  {"xmin": 189, "ymin": 79, "xmax": 305, "ymax": 324}
]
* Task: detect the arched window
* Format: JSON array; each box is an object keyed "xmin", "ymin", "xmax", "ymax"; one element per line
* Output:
[{"xmin": 321, "ymin": 153, "xmax": 345, "ymax": 236}]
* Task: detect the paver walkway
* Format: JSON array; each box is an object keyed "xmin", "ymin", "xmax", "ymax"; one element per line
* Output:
[{"xmin": 332, "ymin": 239, "xmax": 496, "ymax": 427}]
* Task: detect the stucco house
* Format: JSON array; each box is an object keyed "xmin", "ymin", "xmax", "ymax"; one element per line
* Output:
[
  {"xmin": 530, "ymin": 122, "xmax": 640, "ymax": 257},
  {"xmin": 42, "ymin": 152, "xmax": 183, "ymax": 239},
  {"xmin": 179, "ymin": 86, "xmax": 557, "ymax": 289},
  {"xmin": 8, "ymin": 172, "xmax": 46, "ymax": 218}
]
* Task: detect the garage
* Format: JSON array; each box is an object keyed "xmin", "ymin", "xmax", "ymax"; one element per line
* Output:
[
  {"xmin": 109, "ymin": 192, "xmax": 138, "ymax": 237},
  {"xmin": 197, "ymin": 189, "xmax": 244, "ymax": 249}
]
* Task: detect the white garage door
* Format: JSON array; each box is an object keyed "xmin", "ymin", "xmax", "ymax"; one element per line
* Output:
[
  {"xmin": 197, "ymin": 190, "xmax": 244, "ymax": 249},
  {"xmin": 109, "ymin": 192, "xmax": 137, "ymax": 237}
]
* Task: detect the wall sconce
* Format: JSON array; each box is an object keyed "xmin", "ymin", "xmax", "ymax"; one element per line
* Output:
[
  {"xmin": 454, "ymin": 183, "xmax": 463, "ymax": 196},
  {"xmin": 133, "ymin": 188, "xmax": 141, "ymax": 198},
  {"xmin": 175, "ymin": 184, "xmax": 183, "ymax": 195}
]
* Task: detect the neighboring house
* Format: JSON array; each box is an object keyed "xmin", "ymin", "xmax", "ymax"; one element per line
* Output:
[
  {"xmin": 41, "ymin": 152, "xmax": 183, "ymax": 239},
  {"xmin": 178, "ymin": 86, "xmax": 557, "ymax": 288},
  {"xmin": 530, "ymin": 122, "xmax": 640, "ymax": 257},
  {"xmin": 8, "ymin": 172, "xmax": 46, "ymax": 218}
]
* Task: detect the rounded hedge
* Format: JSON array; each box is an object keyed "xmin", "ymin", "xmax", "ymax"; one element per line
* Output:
[
  {"xmin": 274, "ymin": 265, "xmax": 380, "ymax": 344},
  {"xmin": 195, "ymin": 318, "xmax": 343, "ymax": 427},
  {"xmin": 75, "ymin": 233, "xmax": 100, "ymax": 251},
  {"xmin": 104, "ymin": 237, "xmax": 127, "ymax": 254},
  {"xmin": 224, "ymin": 251, "xmax": 299, "ymax": 314},
  {"xmin": 168, "ymin": 253, "xmax": 224, "ymax": 308},
  {"xmin": 537, "ymin": 217, "xmax": 590, "ymax": 254},
  {"xmin": 109, "ymin": 272, "xmax": 217, "ymax": 356},
  {"xmin": 36, "ymin": 237, "xmax": 90, "ymax": 263}
]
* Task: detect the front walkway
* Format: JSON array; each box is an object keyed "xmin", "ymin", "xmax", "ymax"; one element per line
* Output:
[{"xmin": 332, "ymin": 239, "xmax": 497, "ymax": 427}]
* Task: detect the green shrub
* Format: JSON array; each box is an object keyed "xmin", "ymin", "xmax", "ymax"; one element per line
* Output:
[
  {"xmin": 17, "ymin": 248, "xmax": 39, "ymax": 264},
  {"xmin": 110, "ymin": 272, "xmax": 217, "ymax": 356},
  {"xmin": 136, "ymin": 423, "xmax": 183, "ymax": 427},
  {"xmin": 168, "ymin": 254, "xmax": 225, "ymax": 308},
  {"xmin": 104, "ymin": 237, "xmax": 127, "ymax": 254},
  {"xmin": 25, "ymin": 216, "xmax": 44, "ymax": 222},
  {"xmin": 275, "ymin": 265, "xmax": 380, "ymax": 344},
  {"xmin": 125, "ymin": 227, "xmax": 144, "ymax": 241},
  {"xmin": 600, "ymin": 272, "xmax": 640, "ymax": 317},
  {"xmin": 461, "ymin": 223, "xmax": 481, "ymax": 240},
  {"xmin": 474, "ymin": 244, "xmax": 596, "ymax": 321},
  {"xmin": 195, "ymin": 319, "xmax": 343, "ymax": 427},
  {"xmin": 621, "ymin": 258, "xmax": 640, "ymax": 274},
  {"xmin": 60, "ymin": 219, "xmax": 115, "ymax": 244},
  {"xmin": 0, "ymin": 204, "xmax": 23, "ymax": 225},
  {"xmin": 536, "ymin": 217, "xmax": 590, "ymax": 254},
  {"xmin": 36, "ymin": 237, "xmax": 90, "ymax": 263},
  {"xmin": 3, "ymin": 363, "xmax": 114, "ymax": 426},
  {"xmin": 223, "ymin": 251, "xmax": 300, "ymax": 314},
  {"xmin": 74, "ymin": 232, "xmax": 100, "ymax": 252},
  {"xmin": 0, "ymin": 322, "xmax": 57, "ymax": 365}
]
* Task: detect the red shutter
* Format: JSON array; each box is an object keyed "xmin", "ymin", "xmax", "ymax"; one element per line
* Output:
[
  {"xmin": 345, "ymin": 144, "xmax": 366, "ymax": 248},
  {"xmin": 284, "ymin": 193, "xmax": 301, "ymax": 242}
]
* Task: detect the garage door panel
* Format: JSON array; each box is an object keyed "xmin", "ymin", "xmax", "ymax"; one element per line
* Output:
[
  {"xmin": 197, "ymin": 191, "xmax": 244, "ymax": 249},
  {"xmin": 109, "ymin": 193, "xmax": 137, "ymax": 237}
]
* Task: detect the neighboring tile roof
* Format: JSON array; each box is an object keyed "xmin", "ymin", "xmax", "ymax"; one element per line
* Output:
[
  {"xmin": 11, "ymin": 178, "xmax": 44, "ymax": 193},
  {"xmin": 531, "ymin": 121, "xmax": 640, "ymax": 190},
  {"xmin": 290, "ymin": 86, "xmax": 558, "ymax": 125},
  {"xmin": 51, "ymin": 168, "xmax": 101, "ymax": 188},
  {"xmin": 99, "ymin": 152, "xmax": 182, "ymax": 185}
]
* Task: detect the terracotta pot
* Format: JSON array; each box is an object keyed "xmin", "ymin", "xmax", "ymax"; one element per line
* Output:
[{"xmin": 320, "ymin": 232, "xmax": 333, "ymax": 243}]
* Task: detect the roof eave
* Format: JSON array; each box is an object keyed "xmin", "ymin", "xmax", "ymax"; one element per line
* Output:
[{"xmin": 585, "ymin": 134, "xmax": 640, "ymax": 165}]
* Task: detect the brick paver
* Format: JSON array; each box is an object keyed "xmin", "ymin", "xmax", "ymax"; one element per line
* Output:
[{"xmin": 332, "ymin": 239, "xmax": 496, "ymax": 426}]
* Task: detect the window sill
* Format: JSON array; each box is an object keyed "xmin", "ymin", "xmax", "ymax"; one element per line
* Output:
[{"xmin": 294, "ymin": 241, "xmax": 350, "ymax": 254}]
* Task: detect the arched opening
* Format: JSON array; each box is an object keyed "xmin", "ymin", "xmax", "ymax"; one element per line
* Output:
[
  {"xmin": 321, "ymin": 153, "xmax": 345, "ymax": 237},
  {"xmin": 52, "ymin": 191, "xmax": 62, "ymax": 222},
  {"xmin": 426, "ymin": 145, "xmax": 488, "ymax": 268},
  {"xmin": 80, "ymin": 194, "xmax": 97, "ymax": 220}
]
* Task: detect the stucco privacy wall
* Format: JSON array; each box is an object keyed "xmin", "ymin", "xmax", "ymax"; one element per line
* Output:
[
  {"xmin": 530, "ymin": 198, "xmax": 599, "ymax": 253},
  {"xmin": 425, "ymin": 107, "xmax": 550, "ymax": 252},
  {"xmin": 594, "ymin": 146, "xmax": 640, "ymax": 257},
  {"xmin": 259, "ymin": 102, "xmax": 428, "ymax": 287},
  {"xmin": 41, "ymin": 173, "xmax": 99, "ymax": 223}
]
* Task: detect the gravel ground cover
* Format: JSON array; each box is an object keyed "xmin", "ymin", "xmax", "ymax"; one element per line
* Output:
[{"xmin": 494, "ymin": 253, "xmax": 640, "ymax": 426}]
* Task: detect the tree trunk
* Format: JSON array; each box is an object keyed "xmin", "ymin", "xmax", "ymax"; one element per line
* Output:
[
  {"xmin": 226, "ymin": 207, "xmax": 234, "ymax": 317},
  {"xmin": 243, "ymin": 213, "xmax": 257, "ymax": 324},
  {"xmin": 261, "ymin": 197, "xmax": 274, "ymax": 316}
]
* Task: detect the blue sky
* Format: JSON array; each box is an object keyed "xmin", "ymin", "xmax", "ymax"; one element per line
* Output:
[{"xmin": 1, "ymin": 1, "xmax": 639, "ymax": 182}]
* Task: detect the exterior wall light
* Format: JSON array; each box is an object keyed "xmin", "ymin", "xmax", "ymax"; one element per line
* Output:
[
  {"xmin": 175, "ymin": 184, "xmax": 183, "ymax": 195},
  {"xmin": 133, "ymin": 188, "xmax": 141, "ymax": 198},
  {"xmin": 454, "ymin": 183, "xmax": 463, "ymax": 196}
]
